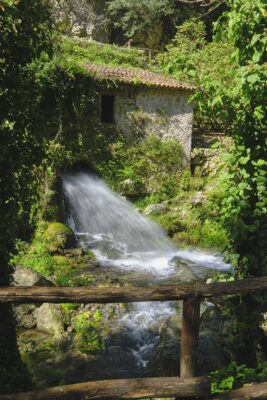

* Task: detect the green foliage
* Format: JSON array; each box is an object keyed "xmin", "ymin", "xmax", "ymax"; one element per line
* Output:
[
  {"xmin": 11, "ymin": 221, "xmax": 95, "ymax": 286},
  {"xmin": 176, "ymin": 217, "xmax": 228, "ymax": 250},
  {"xmin": 157, "ymin": 18, "xmax": 237, "ymax": 130},
  {"xmin": 151, "ymin": 214, "xmax": 184, "ymax": 237},
  {"xmin": 0, "ymin": 0, "xmax": 53, "ymax": 256},
  {"xmin": 59, "ymin": 36, "xmax": 147, "ymax": 69},
  {"xmin": 107, "ymin": 0, "xmax": 223, "ymax": 46},
  {"xmin": 158, "ymin": 2, "xmax": 266, "ymax": 365},
  {"xmin": 210, "ymin": 362, "xmax": 267, "ymax": 394},
  {"xmin": 74, "ymin": 310, "xmax": 105, "ymax": 354},
  {"xmin": 173, "ymin": 186, "xmax": 228, "ymax": 250},
  {"xmin": 216, "ymin": 0, "xmax": 267, "ymax": 366},
  {"xmin": 99, "ymin": 135, "xmax": 184, "ymax": 201},
  {"xmin": 0, "ymin": 0, "xmax": 53, "ymax": 392},
  {"xmin": 107, "ymin": 0, "xmax": 178, "ymax": 39}
]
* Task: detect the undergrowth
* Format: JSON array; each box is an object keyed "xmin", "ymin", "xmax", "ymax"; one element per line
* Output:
[
  {"xmin": 10, "ymin": 221, "xmax": 95, "ymax": 286},
  {"xmin": 58, "ymin": 36, "xmax": 148, "ymax": 70},
  {"xmin": 73, "ymin": 310, "xmax": 106, "ymax": 354},
  {"xmin": 210, "ymin": 362, "xmax": 267, "ymax": 394}
]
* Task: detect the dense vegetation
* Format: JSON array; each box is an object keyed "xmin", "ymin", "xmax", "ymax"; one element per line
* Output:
[
  {"xmin": 0, "ymin": 0, "xmax": 266, "ymax": 395},
  {"xmin": 0, "ymin": 0, "xmax": 54, "ymax": 393}
]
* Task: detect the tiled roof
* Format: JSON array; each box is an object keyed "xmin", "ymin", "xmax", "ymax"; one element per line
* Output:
[{"xmin": 84, "ymin": 64, "xmax": 194, "ymax": 91}]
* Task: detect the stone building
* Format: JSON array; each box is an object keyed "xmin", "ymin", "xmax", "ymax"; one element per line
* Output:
[{"xmin": 84, "ymin": 64, "xmax": 194, "ymax": 162}]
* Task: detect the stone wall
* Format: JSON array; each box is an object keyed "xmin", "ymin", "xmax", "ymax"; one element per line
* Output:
[{"xmin": 99, "ymin": 86, "xmax": 193, "ymax": 163}]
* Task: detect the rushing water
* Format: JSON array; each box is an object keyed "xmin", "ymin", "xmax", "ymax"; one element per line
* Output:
[{"xmin": 62, "ymin": 172, "xmax": 229, "ymax": 369}]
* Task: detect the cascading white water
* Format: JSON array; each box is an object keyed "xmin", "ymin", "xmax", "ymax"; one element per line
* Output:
[{"xmin": 62, "ymin": 171, "xmax": 229, "ymax": 368}]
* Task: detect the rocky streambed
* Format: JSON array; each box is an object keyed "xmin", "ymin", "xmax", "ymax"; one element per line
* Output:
[{"xmin": 13, "ymin": 263, "xmax": 230, "ymax": 389}]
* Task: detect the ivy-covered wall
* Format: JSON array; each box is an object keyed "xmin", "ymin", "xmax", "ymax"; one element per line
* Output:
[{"xmin": 111, "ymin": 86, "xmax": 193, "ymax": 162}]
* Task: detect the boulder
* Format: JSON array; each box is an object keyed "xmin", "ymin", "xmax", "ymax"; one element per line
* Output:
[
  {"xmin": 12, "ymin": 266, "xmax": 54, "ymax": 330},
  {"xmin": 155, "ymin": 314, "xmax": 182, "ymax": 375},
  {"xmin": 12, "ymin": 265, "xmax": 53, "ymax": 287},
  {"xmin": 155, "ymin": 304, "xmax": 229, "ymax": 376},
  {"xmin": 143, "ymin": 203, "xmax": 167, "ymax": 216},
  {"xmin": 14, "ymin": 304, "xmax": 37, "ymax": 329},
  {"xmin": 34, "ymin": 303, "xmax": 65, "ymax": 338},
  {"xmin": 191, "ymin": 192, "xmax": 208, "ymax": 206},
  {"xmin": 44, "ymin": 222, "xmax": 76, "ymax": 251}
]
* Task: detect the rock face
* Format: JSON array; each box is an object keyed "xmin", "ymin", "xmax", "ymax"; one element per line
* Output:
[
  {"xmin": 12, "ymin": 265, "xmax": 53, "ymax": 287},
  {"xmin": 34, "ymin": 304, "xmax": 65, "ymax": 338},
  {"xmin": 143, "ymin": 203, "xmax": 168, "ymax": 216}
]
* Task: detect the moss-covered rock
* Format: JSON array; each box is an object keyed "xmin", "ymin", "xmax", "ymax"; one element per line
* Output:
[{"xmin": 44, "ymin": 222, "xmax": 75, "ymax": 251}]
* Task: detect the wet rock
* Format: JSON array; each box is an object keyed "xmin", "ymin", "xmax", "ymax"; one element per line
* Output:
[
  {"xmin": 34, "ymin": 304, "xmax": 65, "ymax": 338},
  {"xmin": 12, "ymin": 265, "xmax": 53, "ymax": 287},
  {"xmin": 143, "ymin": 203, "xmax": 167, "ymax": 216}
]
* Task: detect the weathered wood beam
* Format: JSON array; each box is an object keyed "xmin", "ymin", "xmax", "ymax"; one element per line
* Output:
[
  {"xmin": 208, "ymin": 382, "xmax": 267, "ymax": 400},
  {"xmin": 0, "ymin": 376, "xmax": 210, "ymax": 400},
  {"xmin": 0, "ymin": 276, "xmax": 266, "ymax": 303},
  {"xmin": 180, "ymin": 298, "xmax": 200, "ymax": 379}
]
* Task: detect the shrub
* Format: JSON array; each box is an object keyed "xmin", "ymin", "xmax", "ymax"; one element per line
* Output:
[
  {"xmin": 210, "ymin": 362, "xmax": 267, "ymax": 394},
  {"xmin": 10, "ymin": 221, "xmax": 95, "ymax": 286},
  {"xmin": 74, "ymin": 310, "xmax": 105, "ymax": 354},
  {"xmin": 99, "ymin": 135, "xmax": 184, "ymax": 201}
]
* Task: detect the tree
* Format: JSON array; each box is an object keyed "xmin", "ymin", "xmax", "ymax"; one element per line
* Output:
[
  {"xmin": 0, "ymin": 0, "xmax": 53, "ymax": 393},
  {"xmin": 219, "ymin": 0, "xmax": 267, "ymax": 366},
  {"xmin": 159, "ymin": 1, "xmax": 266, "ymax": 365},
  {"xmin": 107, "ymin": 0, "xmax": 198, "ymax": 48},
  {"xmin": 157, "ymin": 18, "xmax": 237, "ymax": 130}
]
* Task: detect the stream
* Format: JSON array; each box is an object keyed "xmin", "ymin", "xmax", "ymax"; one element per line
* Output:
[{"xmin": 62, "ymin": 171, "xmax": 229, "ymax": 373}]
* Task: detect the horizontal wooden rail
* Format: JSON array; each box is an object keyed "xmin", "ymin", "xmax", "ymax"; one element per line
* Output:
[
  {"xmin": 0, "ymin": 376, "xmax": 210, "ymax": 400},
  {"xmin": 0, "ymin": 276, "xmax": 266, "ymax": 304},
  {"xmin": 210, "ymin": 381, "xmax": 267, "ymax": 400}
]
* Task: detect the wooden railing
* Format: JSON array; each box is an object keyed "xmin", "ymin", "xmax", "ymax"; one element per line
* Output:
[
  {"xmin": 0, "ymin": 276, "xmax": 267, "ymax": 399},
  {"xmin": 123, "ymin": 39, "xmax": 160, "ymax": 63}
]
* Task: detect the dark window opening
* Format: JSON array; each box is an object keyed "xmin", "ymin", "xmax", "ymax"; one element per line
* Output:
[{"xmin": 101, "ymin": 94, "xmax": 115, "ymax": 123}]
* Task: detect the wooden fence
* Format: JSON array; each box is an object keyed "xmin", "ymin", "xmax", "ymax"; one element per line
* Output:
[{"xmin": 0, "ymin": 276, "xmax": 267, "ymax": 399}]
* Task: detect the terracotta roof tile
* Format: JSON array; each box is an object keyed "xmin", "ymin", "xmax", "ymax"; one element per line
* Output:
[{"xmin": 84, "ymin": 64, "xmax": 194, "ymax": 91}]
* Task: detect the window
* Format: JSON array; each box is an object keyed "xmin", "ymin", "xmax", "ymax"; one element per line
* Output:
[{"xmin": 101, "ymin": 94, "xmax": 115, "ymax": 123}]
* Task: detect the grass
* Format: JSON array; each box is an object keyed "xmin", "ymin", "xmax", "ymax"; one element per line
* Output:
[{"xmin": 57, "ymin": 36, "xmax": 148, "ymax": 70}]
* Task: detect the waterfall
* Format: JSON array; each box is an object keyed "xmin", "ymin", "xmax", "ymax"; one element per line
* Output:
[{"xmin": 62, "ymin": 171, "xmax": 229, "ymax": 369}]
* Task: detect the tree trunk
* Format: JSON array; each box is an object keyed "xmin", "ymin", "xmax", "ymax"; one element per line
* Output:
[{"xmin": 0, "ymin": 258, "xmax": 32, "ymax": 394}]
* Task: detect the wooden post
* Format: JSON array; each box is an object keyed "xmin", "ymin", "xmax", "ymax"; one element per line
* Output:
[
  {"xmin": 180, "ymin": 298, "xmax": 200, "ymax": 379},
  {"xmin": 148, "ymin": 49, "xmax": 152, "ymax": 64},
  {"xmin": 178, "ymin": 298, "xmax": 201, "ymax": 400}
]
